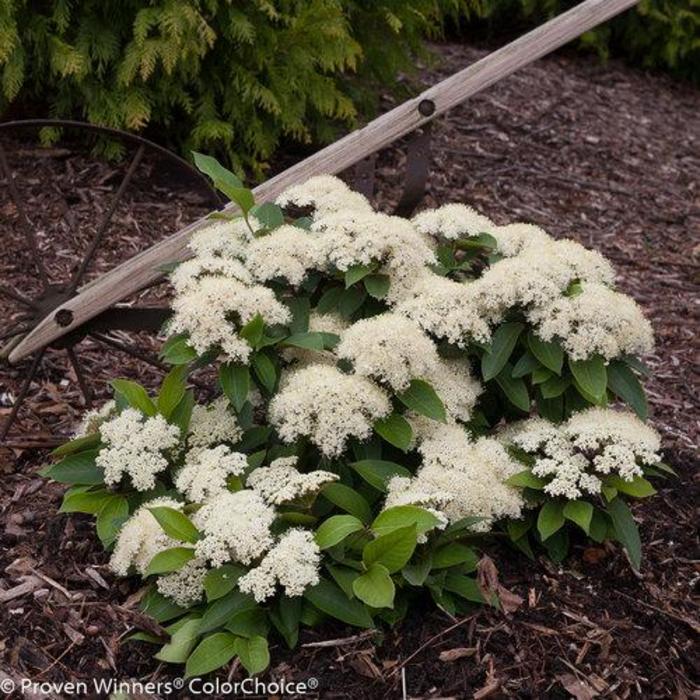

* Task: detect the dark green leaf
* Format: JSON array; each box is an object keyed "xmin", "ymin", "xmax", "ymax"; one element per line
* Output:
[
  {"xmin": 204, "ymin": 564, "xmax": 245, "ymax": 602},
  {"xmin": 251, "ymin": 353, "xmax": 277, "ymax": 393},
  {"xmin": 321, "ymin": 483, "xmax": 371, "ymax": 523},
  {"xmin": 540, "ymin": 374, "xmax": 570, "ymax": 399},
  {"xmin": 281, "ymin": 332, "xmax": 325, "ymax": 351},
  {"xmin": 337, "ymin": 285, "xmax": 366, "ymax": 318},
  {"xmin": 199, "ymin": 590, "xmax": 257, "ymax": 633},
  {"xmin": 537, "ymin": 501, "xmax": 565, "ymax": 541},
  {"xmin": 225, "ymin": 608, "xmax": 269, "ymax": 638},
  {"xmin": 607, "ymin": 361, "xmax": 648, "ymax": 419},
  {"xmin": 234, "ymin": 636, "xmax": 270, "ymax": 675},
  {"xmin": 350, "ymin": 460, "xmax": 411, "ymax": 492},
  {"xmin": 364, "ymin": 274, "xmax": 390, "ymax": 299},
  {"xmin": 157, "ymin": 365, "xmax": 188, "ymax": 418},
  {"xmin": 149, "ymin": 507, "xmax": 199, "ymax": 544},
  {"xmin": 170, "ymin": 389, "xmax": 195, "ymax": 434},
  {"xmin": 569, "ymin": 356, "xmax": 607, "ymax": 403},
  {"xmin": 184, "ymin": 632, "xmax": 238, "ymax": 678},
  {"xmin": 443, "ymin": 573, "xmax": 485, "ymax": 603},
  {"xmin": 42, "ymin": 450, "xmax": 103, "ymax": 485},
  {"xmin": 140, "ymin": 587, "xmax": 186, "ymax": 623},
  {"xmin": 431, "ymin": 543, "xmax": 479, "ymax": 571},
  {"xmin": 374, "ymin": 413, "xmax": 412, "ymax": 452},
  {"xmin": 481, "ymin": 322, "xmax": 524, "ymax": 381},
  {"xmin": 316, "ymin": 286, "xmax": 344, "ymax": 314},
  {"xmin": 397, "ymin": 379, "xmax": 446, "ymax": 423},
  {"xmin": 250, "ymin": 201, "xmax": 284, "ymax": 230},
  {"xmin": 495, "ymin": 365, "xmax": 530, "ymax": 412},
  {"xmin": 607, "ymin": 498, "xmax": 641, "ymax": 570},
  {"xmin": 269, "ymin": 596, "xmax": 301, "ymax": 649},
  {"xmin": 527, "ymin": 331, "xmax": 563, "ymax": 375},
  {"xmin": 111, "ymin": 379, "xmax": 156, "ymax": 416},
  {"xmin": 511, "ymin": 351, "xmax": 541, "ymax": 378},
  {"xmin": 51, "ymin": 433, "xmax": 100, "ymax": 458},
  {"xmin": 96, "ymin": 496, "xmax": 129, "ymax": 547},
  {"xmin": 219, "ymin": 363, "xmax": 249, "ymax": 412},
  {"xmin": 344, "ymin": 263, "xmax": 375, "ymax": 288},
  {"xmin": 304, "ymin": 579, "xmax": 373, "ymax": 628},
  {"xmin": 239, "ymin": 314, "xmax": 264, "ymax": 348}
]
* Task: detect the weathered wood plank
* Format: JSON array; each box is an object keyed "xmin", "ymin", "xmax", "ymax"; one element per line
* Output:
[{"xmin": 9, "ymin": 0, "xmax": 639, "ymax": 363}]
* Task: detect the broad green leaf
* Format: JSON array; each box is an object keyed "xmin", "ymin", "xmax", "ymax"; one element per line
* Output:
[
  {"xmin": 537, "ymin": 501, "xmax": 565, "ymax": 541},
  {"xmin": 96, "ymin": 496, "xmax": 129, "ymax": 547},
  {"xmin": 251, "ymin": 353, "xmax": 277, "ymax": 393},
  {"xmin": 527, "ymin": 331, "xmax": 563, "ymax": 375},
  {"xmin": 402, "ymin": 554, "xmax": 433, "ymax": 586},
  {"xmin": 192, "ymin": 152, "xmax": 243, "ymax": 188},
  {"xmin": 364, "ymin": 274, "xmax": 390, "ymax": 299},
  {"xmin": 321, "ymin": 483, "xmax": 371, "ymax": 523},
  {"xmin": 372, "ymin": 505, "xmax": 441, "ymax": 537},
  {"xmin": 327, "ymin": 564, "xmax": 360, "ymax": 599},
  {"xmin": 352, "ymin": 563, "xmax": 395, "ymax": 608},
  {"xmin": 337, "ymin": 286, "xmax": 366, "ymax": 318},
  {"xmin": 481, "ymin": 322, "xmax": 524, "ymax": 381},
  {"xmin": 363, "ymin": 524, "xmax": 417, "ymax": 573},
  {"xmin": 269, "ymin": 597, "xmax": 302, "ymax": 649},
  {"xmin": 170, "ymin": 389, "xmax": 195, "ymax": 434},
  {"xmin": 540, "ymin": 374, "xmax": 570, "ymax": 399},
  {"xmin": 281, "ymin": 332, "xmax": 325, "ymax": 351},
  {"xmin": 204, "ymin": 564, "xmax": 245, "ymax": 602},
  {"xmin": 149, "ymin": 507, "xmax": 199, "ymax": 544},
  {"xmin": 505, "ymin": 469, "xmax": 547, "ymax": 489},
  {"xmin": 602, "ymin": 484, "xmax": 618, "ymax": 502},
  {"xmin": 250, "ymin": 201, "xmax": 284, "ymax": 229},
  {"xmin": 397, "ymin": 379, "xmax": 446, "ymax": 423},
  {"xmin": 234, "ymin": 636, "xmax": 270, "ymax": 675},
  {"xmin": 159, "ymin": 334, "xmax": 197, "ymax": 365},
  {"xmin": 42, "ymin": 450, "xmax": 103, "ymax": 485},
  {"xmin": 563, "ymin": 500, "xmax": 593, "ymax": 534},
  {"xmin": 316, "ymin": 286, "xmax": 344, "ymax": 314},
  {"xmin": 589, "ymin": 509, "xmax": 610, "ymax": 543},
  {"xmin": 184, "ymin": 632, "xmax": 238, "ymax": 678},
  {"xmin": 374, "ymin": 413, "xmax": 412, "ymax": 452},
  {"xmin": 544, "ymin": 528, "xmax": 570, "ymax": 563},
  {"xmin": 607, "ymin": 361, "xmax": 648, "ymax": 419},
  {"xmin": 145, "ymin": 547, "xmax": 196, "ymax": 576},
  {"xmin": 652, "ymin": 461, "xmax": 677, "ymax": 476},
  {"xmin": 607, "ymin": 498, "xmax": 641, "ymax": 570},
  {"xmin": 239, "ymin": 314, "xmax": 264, "ymax": 348},
  {"xmin": 455, "ymin": 232, "xmax": 497, "ymax": 250},
  {"xmin": 344, "ymin": 263, "xmax": 375, "ymax": 288},
  {"xmin": 569, "ymin": 356, "xmax": 607, "ymax": 403},
  {"xmin": 506, "ymin": 518, "xmax": 532, "ymax": 542},
  {"xmin": 219, "ymin": 363, "xmax": 250, "ymax": 412},
  {"xmin": 59, "ymin": 488, "xmax": 112, "ymax": 514},
  {"xmin": 140, "ymin": 587, "xmax": 187, "ymax": 623},
  {"xmin": 511, "ymin": 351, "xmax": 541, "ymax": 378},
  {"xmin": 431, "ymin": 542, "xmax": 479, "ymax": 571},
  {"xmin": 531, "ymin": 366, "xmax": 553, "ymax": 384},
  {"xmin": 111, "ymin": 379, "xmax": 156, "ymax": 416},
  {"xmin": 350, "ymin": 460, "xmax": 411, "ymax": 492},
  {"xmin": 303, "ymin": 579, "xmax": 373, "ymax": 628},
  {"xmin": 51, "ymin": 433, "xmax": 100, "ymax": 458},
  {"xmin": 315, "ymin": 515, "xmax": 365, "ymax": 549},
  {"xmin": 225, "ymin": 608, "xmax": 269, "ymax": 639},
  {"xmin": 199, "ymin": 590, "xmax": 257, "ymax": 633},
  {"xmin": 443, "ymin": 573, "xmax": 485, "ymax": 603},
  {"xmin": 285, "ymin": 296, "xmax": 310, "ymax": 333},
  {"xmin": 155, "ymin": 618, "xmax": 201, "ymax": 663},
  {"xmin": 157, "ymin": 365, "xmax": 188, "ymax": 418},
  {"xmin": 605, "ymin": 475, "xmax": 656, "ymax": 498},
  {"xmin": 495, "ymin": 365, "xmax": 530, "ymax": 412}
]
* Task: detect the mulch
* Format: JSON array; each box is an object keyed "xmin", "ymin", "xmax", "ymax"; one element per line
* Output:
[{"xmin": 0, "ymin": 42, "xmax": 698, "ymax": 698}]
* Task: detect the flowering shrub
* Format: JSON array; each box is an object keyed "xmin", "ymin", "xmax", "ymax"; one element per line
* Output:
[{"xmin": 43, "ymin": 160, "xmax": 672, "ymax": 678}]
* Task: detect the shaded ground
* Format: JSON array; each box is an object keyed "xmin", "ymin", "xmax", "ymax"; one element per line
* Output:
[{"xmin": 0, "ymin": 43, "xmax": 698, "ymax": 698}]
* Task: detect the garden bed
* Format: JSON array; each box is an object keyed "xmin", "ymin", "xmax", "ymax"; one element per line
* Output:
[{"xmin": 1, "ymin": 43, "xmax": 697, "ymax": 698}]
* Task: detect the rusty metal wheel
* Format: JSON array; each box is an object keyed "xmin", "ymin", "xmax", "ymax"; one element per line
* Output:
[{"xmin": 0, "ymin": 120, "xmax": 221, "ymax": 449}]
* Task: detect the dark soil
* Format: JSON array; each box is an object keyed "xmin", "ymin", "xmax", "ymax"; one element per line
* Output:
[{"xmin": 0, "ymin": 43, "xmax": 698, "ymax": 698}]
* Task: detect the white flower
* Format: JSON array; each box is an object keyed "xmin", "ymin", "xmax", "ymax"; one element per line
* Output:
[
  {"xmin": 412, "ymin": 203, "xmax": 494, "ymax": 240},
  {"xmin": 188, "ymin": 219, "xmax": 253, "ymax": 259},
  {"xmin": 246, "ymin": 225, "xmax": 324, "ymax": 285},
  {"xmin": 422, "ymin": 357, "xmax": 482, "ymax": 424},
  {"xmin": 157, "ymin": 558, "xmax": 208, "ymax": 606},
  {"xmin": 489, "ymin": 223, "xmax": 552, "ymax": 257},
  {"xmin": 336, "ymin": 313, "xmax": 439, "ymax": 391},
  {"xmin": 170, "ymin": 255, "xmax": 252, "ymax": 294},
  {"xmin": 269, "ymin": 365, "xmax": 391, "ymax": 457},
  {"xmin": 194, "ymin": 490, "xmax": 276, "ymax": 567},
  {"xmin": 238, "ymin": 529, "xmax": 321, "ymax": 602},
  {"xmin": 74, "ymin": 400, "xmax": 116, "ymax": 437},
  {"xmin": 247, "ymin": 456, "xmax": 337, "ymax": 505},
  {"xmin": 110, "ymin": 497, "xmax": 182, "ymax": 576},
  {"xmin": 276, "ymin": 175, "xmax": 372, "ymax": 217},
  {"xmin": 282, "ymin": 311, "xmax": 348, "ymax": 367},
  {"xmin": 96, "ymin": 409, "xmax": 180, "ymax": 491},
  {"xmin": 188, "ymin": 397, "xmax": 242, "ymax": 448},
  {"xmin": 176, "ymin": 445, "xmax": 248, "ymax": 502},
  {"xmin": 527, "ymin": 282, "xmax": 654, "ymax": 360}
]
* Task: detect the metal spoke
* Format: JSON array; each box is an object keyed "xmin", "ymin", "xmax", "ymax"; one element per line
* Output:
[
  {"xmin": 66, "ymin": 347, "xmax": 93, "ymax": 408},
  {"xmin": 0, "ymin": 142, "xmax": 50, "ymax": 290},
  {"xmin": 0, "ymin": 349, "xmax": 44, "ymax": 442},
  {"xmin": 68, "ymin": 144, "xmax": 145, "ymax": 294}
]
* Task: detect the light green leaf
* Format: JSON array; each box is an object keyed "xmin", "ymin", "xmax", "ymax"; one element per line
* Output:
[
  {"xmin": 184, "ymin": 631, "xmax": 238, "ymax": 678},
  {"xmin": 59, "ymin": 488, "xmax": 112, "ymax": 514},
  {"xmin": 96, "ymin": 496, "xmax": 129, "ymax": 547},
  {"xmin": 344, "ymin": 263, "xmax": 375, "ymax": 288},
  {"xmin": 371, "ymin": 505, "xmax": 441, "ymax": 538},
  {"xmin": 374, "ymin": 413, "xmax": 412, "ymax": 452},
  {"xmin": 111, "ymin": 379, "xmax": 156, "ymax": 416},
  {"xmin": 443, "ymin": 573, "xmax": 485, "ymax": 603},
  {"xmin": 250, "ymin": 201, "xmax": 284, "ymax": 230},
  {"xmin": 563, "ymin": 500, "xmax": 593, "ymax": 534},
  {"xmin": 397, "ymin": 379, "xmax": 446, "ymax": 423},
  {"xmin": 363, "ymin": 524, "xmax": 417, "ymax": 573},
  {"xmin": 51, "ymin": 433, "xmax": 100, "ymax": 458},
  {"xmin": 159, "ymin": 334, "xmax": 197, "ymax": 365},
  {"xmin": 219, "ymin": 363, "xmax": 250, "ymax": 413},
  {"xmin": 607, "ymin": 498, "xmax": 642, "ymax": 570},
  {"xmin": 364, "ymin": 274, "xmax": 390, "ymax": 299},
  {"xmin": 505, "ymin": 469, "xmax": 547, "ymax": 490},
  {"xmin": 145, "ymin": 547, "xmax": 196, "ymax": 576},
  {"xmin": 149, "ymin": 507, "xmax": 199, "ymax": 544},
  {"xmin": 239, "ymin": 314, "xmax": 264, "ymax": 347},
  {"xmin": 350, "ymin": 460, "xmax": 411, "ymax": 492},
  {"xmin": 225, "ymin": 609, "xmax": 269, "ymax": 639},
  {"xmin": 352, "ymin": 563, "xmax": 395, "ymax": 608},
  {"xmin": 315, "ymin": 515, "xmax": 365, "ymax": 549},
  {"xmin": 569, "ymin": 356, "xmax": 607, "ymax": 403},
  {"xmin": 157, "ymin": 365, "xmax": 188, "ymax": 418},
  {"xmin": 481, "ymin": 322, "xmax": 524, "ymax": 381},
  {"xmin": 537, "ymin": 501, "xmax": 565, "ymax": 541},
  {"xmin": 281, "ymin": 332, "xmax": 325, "ymax": 351},
  {"xmin": 155, "ymin": 618, "xmax": 201, "ymax": 663},
  {"xmin": 527, "ymin": 331, "xmax": 563, "ymax": 375},
  {"xmin": 605, "ymin": 475, "xmax": 656, "ymax": 498},
  {"xmin": 234, "ymin": 636, "xmax": 270, "ymax": 675},
  {"xmin": 321, "ymin": 483, "xmax": 371, "ymax": 523},
  {"xmin": 204, "ymin": 564, "xmax": 246, "ymax": 602}
]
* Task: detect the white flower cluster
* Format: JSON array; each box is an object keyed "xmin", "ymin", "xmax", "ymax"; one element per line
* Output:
[
  {"xmin": 282, "ymin": 311, "xmax": 347, "ymax": 367},
  {"xmin": 157, "ymin": 558, "xmax": 208, "ymax": 606},
  {"xmin": 385, "ymin": 424, "xmax": 524, "ymax": 531},
  {"xmin": 276, "ymin": 175, "xmax": 373, "ymax": 217},
  {"xmin": 74, "ymin": 399, "xmax": 116, "ymax": 437},
  {"xmin": 238, "ymin": 528, "xmax": 321, "ymax": 602},
  {"xmin": 269, "ymin": 365, "xmax": 391, "ymax": 457},
  {"xmin": 413, "ymin": 203, "xmax": 493, "ymax": 240},
  {"xmin": 500, "ymin": 408, "xmax": 661, "ymax": 499},
  {"xmin": 96, "ymin": 409, "xmax": 180, "ymax": 491},
  {"xmin": 110, "ymin": 497, "xmax": 182, "ymax": 576},
  {"xmin": 176, "ymin": 445, "xmax": 248, "ymax": 502},
  {"xmin": 188, "ymin": 396, "xmax": 242, "ymax": 448},
  {"xmin": 247, "ymin": 456, "xmax": 337, "ymax": 505},
  {"xmin": 194, "ymin": 489, "xmax": 276, "ymax": 567}
]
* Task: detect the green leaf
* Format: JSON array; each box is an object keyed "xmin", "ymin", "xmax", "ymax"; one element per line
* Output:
[
  {"xmin": 511, "ymin": 351, "xmax": 541, "ymax": 378},
  {"xmin": 607, "ymin": 498, "xmax": 642, "ymax": 570},
  {"xmin": 397, "ymin": 379, "xmax": 446, "ymax": 423},
  {"xmin": 321, "ymin": 483, "xmax": 371, "ymax": 523},
  {"xmin": 170, "ymin": 389, "xmax": 195, "ymax": 435},
  {"xmin": 605, "ymin": 475, "xmax": 656, "ymax": 498},
  {"xmin": 59, "ymin": 488, "xmax": 112, "ymax": 514},
  {"xmin": 303, "ymin": 579, "xmax": 373, "ymax": 628},
  {"xmin": 352, "ymin": 563, "xmax": 395, "ymax": 608},
  {"xmin": 402, "ymin": 554, "xmax": 433, "ymax": 586},
  {"xmin": 111, "ymin": 379, "xmax": 156, "ymax": 416},
  {"xmin": 51, "ymin": 433, "xmax": 100, "ymax": 458},
  {"xmin": 157, "ymin": 365, "xmax": 188, "ymax": 418},
  {"xmin": 281, "ymin": 332, "xmax": 325, "ymax": 351},
  {"xmin": 269, "ymin": 597, "xmax": 302, "ymax": 649},
  {"xmin": 316, "ymin": 286, "xmax": 344, "ymax": 314},
  {"xmin": 327, "ymin": 564, "xmax": 360, "ymax": 599},
  {"xmin": 495, "ymin": 365, "xmax": 530, "ymax": 412},
  {"xmin": 443, "ymin": 573, "xmax": 485, "ymax": 603},
  {"xmin": 155, "ymin": 618, "xmax": 201, "ymax": 663},
  {"xmin": 149, "ymin": 507, "xmax": 199, "ymax": 544},
  {"xmin": 250, "ymin": 201, "xmax": 284, "ymax": 230},
  {"xmin": 337, "ymin": 286, "xmax": 366, "ymax": 318},
  {"xmin": 42, "ymin": 450, "xmax": 103, "ymax": 485},
  {"xmin": 219, "ymin": 363, "xmax": 249, "ymax": 413},
  {"xmin": 160, "ymin": 334, "xmax": 197, "ymax": 365},
  {"xmin": 569, "ymin": 356, "xmax": 607, "ymax": 403},
  {"xmin": 589, "ymin": 509, "xmax": 610, "ymax": 543},
  {"xmin": 563, "ymin": 500, "xmax": 593, "ymax": 534},
  {"xmin": 374, "ymin": 413, "xmax": 412, "ymax": 452},
  {"xmin": 372, "ymin": 505, "xmax": 441, "ymax": 538},
  {"xmin": 344, "ymin": 263, "xmax": 375, "ymax": 288},
  {"xmin": 225, "ymin": 608, "xmax": 269, "ymax": 638},
  {"xmin": 652, "ymin": 461, "xmax": 677, "ymax": 476},
  {"xmin": 601, "ymin": 484, "xmax": 618, "ymax": 502},
  {"xmin": 140, "ymin": 587, "xmax": 186, "ymax": 623},
  {"xmin": 199, "ymin": 590, "xmax": 257, "ymax": 633},
  {"xmin": 145, "ymin": 547, "xmax": 196, "ymax": 576},
  {"xmin": 364, "ymin": 274, "xmax": 390, "ymax": 299},
  {"xmin": 531, "ymin": 366, "xmax": 553, "ymax": 384},
  {"xmin": 229, "ymin": 187, "xmax": 255, "ymax": 214},
  {"xmin": 505, "ymin": 469, "xmax": 547, "ymax": 489},
  {"xmin": 527, "ymin": 332, "xmax": 563, "ymax": 375},
  {"xmin": 96, "ymin": 496, "xmax": 129, "ymax": 547},
  {"xmin": 607, "ymin": 361, "xmax": 648, "ymax": 419},
  {"xmin": 184, "ymin": 632, "xmax": 238, "ymax": 678},
  {"xmin": 239, "ymin": 314, "xmax": 264, "ymax": 348},
  {"xmin": 251, "ymin": 353, "xmax": 277, "ymax": 393},
  {"xmin": 192, "ymin": 152, "xmax": 243, "ymax": 189},
  {"xmin": 540, "ymin": 374, "xmax": 570, "ymax": 399},
  {"xmin": 350, "ymin": 460, "xmax": 411, "ymax": 492},
  {"xmin": 481, "ymin": 322, "xmax": 524, "ymax": 381},
  {"xmin": 315, "ymin": 515, "xmax": 365, "ymax": 549},
  {"xmin": 431, "ymin": 543, "xmax": 479, "ymax": 571},
  {"xmin": 234, "ymin": 636, "xmax": 270, "ymax": 675},
  {"xmin": 285, "ymin": 296, "xmax": 310, "ymax": 333},
  {"xmin": 363, "ymin": 524, "xmax": 417, "ymax": 573},
  {"xmin": 204, "ymin": 564, "xmax": 246, "ymax": 602},
  {"xmin": 537, "ymin": 501, "xmax": 565, "ymax": 541}
]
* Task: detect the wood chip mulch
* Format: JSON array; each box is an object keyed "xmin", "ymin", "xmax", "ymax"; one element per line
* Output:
[{"xmin": 0, "ymin": 43, "xmax": 698, "ymax": 698}]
